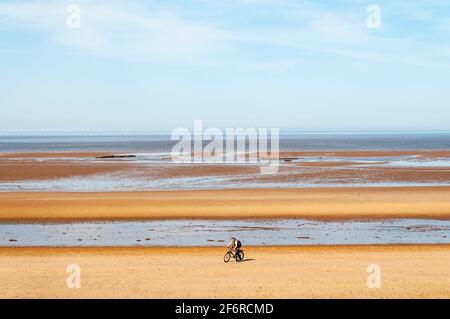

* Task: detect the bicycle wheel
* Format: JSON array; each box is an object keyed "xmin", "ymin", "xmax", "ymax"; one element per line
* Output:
[
  {"xmin": 224, "ymin": 252, "xmax": 231, "ymax": 263},
  {"xmin": 237, "ymin": 250, "xmax": 244, "ymax": 262}
]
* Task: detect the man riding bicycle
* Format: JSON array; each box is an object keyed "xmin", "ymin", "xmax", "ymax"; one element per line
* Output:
[{"xmin": 226, "ymin": 237, "xmax": 242, "ymax": 262}]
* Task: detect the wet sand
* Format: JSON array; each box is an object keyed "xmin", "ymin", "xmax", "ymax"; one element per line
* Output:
[
  {"xmin": 2, "ymin": 150, "xmax": 450, "ymax": 186},
  {"xmin": 277, "ymin": 150, "xmax": 450, "ymax": 158},
  {"xmin": 1, "ymin": 187, "xmax": 450, "ymax": 221},
  {"xmin": 0, "ymin": 245, "xmax": 449, "ymax": 298},
  {"xmin": 0, "ymin": 163, "xmax": 127, "ymax": 181},
  {"xmin": 2, "ymin": 150, "xmax": 449, "ymax": 159}
]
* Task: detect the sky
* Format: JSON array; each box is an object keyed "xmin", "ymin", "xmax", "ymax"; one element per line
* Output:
[{"xmin": 1, "ymin": 0, "xmax": 450, "ymax": 132}]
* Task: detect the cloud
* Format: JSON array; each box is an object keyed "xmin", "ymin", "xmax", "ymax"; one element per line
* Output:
[
  {"xmin": 0, "ymin": 0, "xmax": 230, "ymax": 61},
  {"xmin": 0, "ymin": 0, "xmax": 449, "ymax": 68}
]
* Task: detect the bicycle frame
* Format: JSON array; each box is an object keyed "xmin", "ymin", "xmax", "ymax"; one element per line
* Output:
[{"xmin": 227, "ymin": 249, "xmax": 242, "ymax": 259}]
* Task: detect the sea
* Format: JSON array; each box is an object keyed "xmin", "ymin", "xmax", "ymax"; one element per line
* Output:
[{"xmin": 0, "ymin": 131, "xmax": 449, "ymax": 153}]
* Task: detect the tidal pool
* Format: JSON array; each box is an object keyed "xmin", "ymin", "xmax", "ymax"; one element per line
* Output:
[{"xmin": 1, "ymin": 219, "xmax": 449, "ymax": 247}]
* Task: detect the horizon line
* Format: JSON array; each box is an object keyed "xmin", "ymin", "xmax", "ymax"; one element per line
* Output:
[{"xmin": 1, "ymin": 129, "xmax": 450, "ymax": 136}]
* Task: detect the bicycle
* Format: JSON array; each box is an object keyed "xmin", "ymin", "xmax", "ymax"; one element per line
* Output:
[{"xmin": 224, "ymin": 249, "xmax": 244, "ymax": 263}]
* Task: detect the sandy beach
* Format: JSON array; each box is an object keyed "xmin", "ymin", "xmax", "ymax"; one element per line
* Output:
[
  {"xmin": 0, "ymin": 245, "xmax": 449, "ymax": 298},
  {"xmin": 1, "ymin": 150, "xmax": 450, "ymax": 299},
  {"xmin": 1, "ymin": 186, "xmax": 450, "ymax": 221}
]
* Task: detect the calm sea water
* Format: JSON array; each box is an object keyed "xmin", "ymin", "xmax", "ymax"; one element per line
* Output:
[{"xmin": 0, "ymin": 132, "xmax": 449, "ymax": 153}]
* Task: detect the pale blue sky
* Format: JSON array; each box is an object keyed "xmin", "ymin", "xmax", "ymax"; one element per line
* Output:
[{"xmin": 1, "ymin": 0, "xmax": 450, "ymax": 132}]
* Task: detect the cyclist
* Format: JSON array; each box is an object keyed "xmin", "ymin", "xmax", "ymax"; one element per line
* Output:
[{"xmin": 226, "ymin": 237, "xmax": 242, "ymax": 262}]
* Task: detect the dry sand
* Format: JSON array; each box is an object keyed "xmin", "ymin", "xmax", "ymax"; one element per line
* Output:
[
  {"xmin": 1, "ymin": 187, "xmax": 450, "ymax": 221},
  {"xmin": 0, "ymin": 245, "xmax": 449, "ymax": 298}
]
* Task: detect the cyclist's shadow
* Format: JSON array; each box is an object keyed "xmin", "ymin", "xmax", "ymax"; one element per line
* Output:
[{"xmin": 240, "ymin": 258, "xmax": 255, "ymax": 262}]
